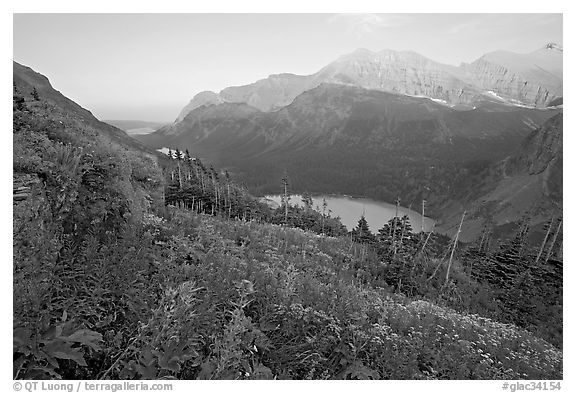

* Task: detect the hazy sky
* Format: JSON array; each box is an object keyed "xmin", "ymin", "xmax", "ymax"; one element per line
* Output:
[{"xmin": 13, "ymin": 13, "xmax": 562, "ymax": 122}]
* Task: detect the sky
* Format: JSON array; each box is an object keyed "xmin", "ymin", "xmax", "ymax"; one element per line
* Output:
[{"xmin": 13, "ymin": 13, "xmax": 563, "ymax": 122}]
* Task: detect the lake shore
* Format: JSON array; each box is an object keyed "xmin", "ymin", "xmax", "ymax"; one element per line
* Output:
[{"xmin": 264, "ymin": 194, "xmax": 435, "ymax": 233}]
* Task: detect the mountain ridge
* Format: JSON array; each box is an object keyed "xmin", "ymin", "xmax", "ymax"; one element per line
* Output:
[
  {"xmin": 149, "ymin": 83, "xmax": 559, "ymax": 156},
  {"xmin": 176, "ymin": 44, "xmax": 562, "ymax": 122}
]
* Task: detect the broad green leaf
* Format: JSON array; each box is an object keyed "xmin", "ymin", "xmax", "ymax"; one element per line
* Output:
[
  {"xmin": 42, "ymin": 340, "xmax": 87, "ymax": 367},
  {"xmin": 63, "ymin": 329, "xmax": 102, "ymax": 351}
]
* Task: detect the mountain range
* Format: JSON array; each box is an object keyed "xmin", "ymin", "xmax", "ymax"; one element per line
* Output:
[
  {"xmin": 138, "ymin": 44, "xmax": 562, "ymax": 242},
  {"xmin": 175, "ymin": 44, "xmax": 562, "ymax": 121},
  {"xmin": 14, "ymin": 42, "xmax": 561, "ymax": 244}
]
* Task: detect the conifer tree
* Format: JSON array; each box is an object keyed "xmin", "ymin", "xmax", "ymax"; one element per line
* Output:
[
  {"xmin": 13, "ymin": 82, "xmax": 25, "ymax": 110},
  {"xmin": 225, "ymin": 170, "xmax": 232, "ymax": 219},
  {"xmin": 352, "ymin": 214, "xmax": 375, "ymax": 244},
  {"xmin": 377, "ymin": 215, "xmax": 415, "ymax": 255},
  {"xmin": 183, "ymin": 149, "xmax": 193, "ymax": 181},
  {"xmin": 302, "ymin": 192, "xmax": 313, "ymax": 210},
  {"xmin": 197, "ymin": 159, "xmax": 206, "ymax": 193},
  {"xmin": 175, "ymin": 149, "xmax": 183, "ymax": 189}
]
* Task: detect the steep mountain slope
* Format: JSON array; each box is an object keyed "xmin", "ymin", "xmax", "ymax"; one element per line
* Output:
[
  {"xmin": 214, "ymin": 49, "xmax": 478, "ymax": 112},
  {"xmin": 139, "ymin": 84, "xmax": 560, "ymax": 220},
  {"xmin": 13, "ymin": 61, "xmax": 165, "ymax": 218},
  {"xmin": 506, "ymin": 112, "xmax": 562, "ymax": 181},
  {"xmin": 13, "ymin": 61, "xmax": 157, "ymax": 154},
  {"xmin": 316, "ymin": 49, "xmax": 479, "ymax": 104},
  {"xmin": 458, "ymin": 44, "xmax": 563, "ymax": 107},
  {"xmin": 435, "ymin": 113, "xmax": 562, "ymax": 242},
  {"xmin": 176, "ymin": 45, "xmax": 562, "ymax": 121}
]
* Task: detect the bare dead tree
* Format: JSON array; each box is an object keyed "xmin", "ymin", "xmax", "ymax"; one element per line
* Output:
[
  {"xmin": 282, "ymin": 175, "xmax": 289, "ymax": 226},
  {"xmin": 535, "ymin": 217, "xmax": 554, "ymax": 264},
  {"xmin": 545, "ymin": 217, "xmax": 562, "ymax": 263},
  {"xmin": 421, "ymin": 199, "xmax": 426, "ymax": 232},
  {"xmin": 445, "ymin": 210, "xmax": 466, "ymax": 285}
]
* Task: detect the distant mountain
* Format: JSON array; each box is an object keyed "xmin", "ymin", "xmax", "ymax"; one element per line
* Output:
[
  {"xmin": 145, "ymin": 83, "xmax": 559, "ymax": 158},
  {"xmin": 316, "ymin": 49, "xmax": 478, "ymax": 104},
  {"xmin": 162, "ymin": 84, "xmax": 554, "ymax": 142},
  {"xmin": 458, "ymin": 43, "xmax": 563, "ymax": 107},
  {"xmin": 176, "ymin": 45, "xmax": 562, "ymax": 121},
  {"xmin": 176, "ymin": 91, "xmax": 223, "ymax": 121}
]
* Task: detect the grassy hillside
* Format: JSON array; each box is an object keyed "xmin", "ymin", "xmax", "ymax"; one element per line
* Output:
[{"xmin": 14, "ymin": 203, "xmax": 563, "ymax": 379}]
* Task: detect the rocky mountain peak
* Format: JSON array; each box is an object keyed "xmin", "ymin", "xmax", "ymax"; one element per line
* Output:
[
  {"xmin": 176, "ymin": 90, "xmax": 223, "ymax": 122},
  {"xmin": 339, "ymin": 47, "xmax": 376, "ymax": 59},
  {"xmin": 174, "ymin": 44, "xmax": 563, "ymax": 123}
]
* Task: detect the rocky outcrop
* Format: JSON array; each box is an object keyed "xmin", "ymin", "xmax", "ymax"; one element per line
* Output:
[
  {"xmin": 459, "ymin": 44, "xmax": 563, "ymax": 107},
  {"xmin": 176, "ymin": 91, "xmax": 223, "ymax": 122},
  {"xmin": 460, "ymin": 58, "xmax": 558, "ymax": 107},
  {"xmin": 316, "ymin": 49, "xmax": 479, "ymax": 105}
]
